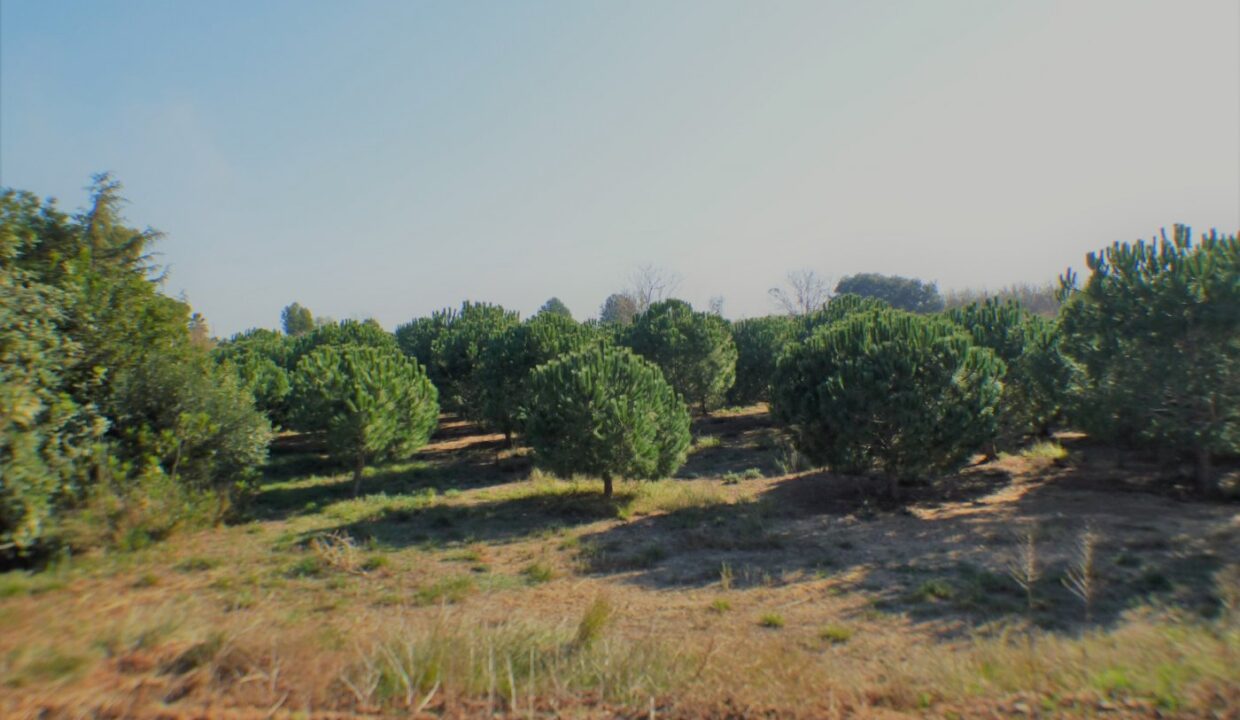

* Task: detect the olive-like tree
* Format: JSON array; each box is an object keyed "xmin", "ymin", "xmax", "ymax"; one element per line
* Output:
[
  {"xmin": 281, "ymin": 302, "xmax": 315, "ymax": 336},
  {"xmin": 772, "ymin": 309, "xmax": 1004, "ymax": 497},
  {"xmin": 834, "ymin": 273, "xmax": 944, "ymax": 313},
  {"xmin": 1058, "ymin": 226, "xmax": 1239, "ymax": 492},
  {"xmin": 623, "ymin": 299, "xmax": 737, "ymax": 414},
  {"xmin": 292, "ymin": 345, "xmax": 439, "ymax": 496},
  {"xmin": 525, "ymin": 344, "xmax": 691, "ymax": 498}
]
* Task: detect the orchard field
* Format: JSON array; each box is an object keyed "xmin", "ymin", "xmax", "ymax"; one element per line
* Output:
[
  {"xmin": 1, "ymin": 181, "xmax": 1237, "ymax": 718},
  {"xmin": 1, "ymin": 409, "xmax": 1237, "ymax": 718}
]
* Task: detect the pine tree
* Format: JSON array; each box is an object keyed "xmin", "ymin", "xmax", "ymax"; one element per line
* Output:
[
  {"xmin": 477, "ymin": 313, "xmax": 601, "ymax": 441},
  {"xmin": 1058, "ymin": 226, "xmax": 1239, "ymax": 492},
  {"xmin": 947, "ymin": 298, "xmax": 1071, "ymax": 444},
  {"xmin": 623, "ymin": 299, "xmax": 737, "ymax": 414},
  {"xmin": 727, "ymin": 315, "xmax": 796, "ymax": 405},
  {"xmin": 772, "ymin": 309, "xmax": 1004, "ymax": 496},
  {"xmin": 292, "ymin": 345, "xmax": 438, "ymax": 496},
  {"xmin": 525, "ymin": 344, "xmax": 691, "ymax": 497},
  {"xmin": 537, "ymin": 297, "xmax": 572, "ymax": 318}
]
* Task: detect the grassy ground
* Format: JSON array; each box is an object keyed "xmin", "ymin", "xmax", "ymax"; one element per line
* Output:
[{"xmin": 1, "ymin": 406, "xmax": 1237, "ymax": 718}]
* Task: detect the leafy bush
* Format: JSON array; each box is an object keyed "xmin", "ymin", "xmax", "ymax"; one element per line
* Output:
[
  {"xmin": 1058, "ymin": 226, "xmax": 1239, "ymax": 491},
  {"xmin": 525, "ymin": 344, "xmax": 691, "ymax": 497},
  {"xmin": 947, "ymin": 298, "xmax": 1071, "ymax": 444},
  {"xmin": 212, "ymin": 329, "xmax": 294, "ymax": 425},
  {"xmin": 292, "ymin": 345, "xmax": 438, "ymax": 495},
  {"xmin": 0, "ymin": 243, "xmax": 99, "ymax": 553},
  {"xmin": 835, "ymin": 273, "xmax": 944, "ymax": 313},
  {"xmin": 110, "ymin": 351, "xmax": 272, "ymax": 501},
  {"xmin": 624, "ymin": 299, "xmax": 737, "ymax": 414},
  {"xmin": 2, "ymin": 177, "xmax": 272, "ymax": 554},
  {"xmin": 772, "ymin": 309, "xmax": 1004, "ymax": 496},
  {"xmin": 476, "ymin": 313, "xmax": 600, "ymax": 440},
  {"xmin": 727, "ymin": 315, "xmax": 796, "ymax": 405}
]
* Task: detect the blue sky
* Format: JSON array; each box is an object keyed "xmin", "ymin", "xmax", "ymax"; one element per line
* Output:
[{"xmin": 2, "ymin": 0, "xmax": 1237, "ymax": 335}]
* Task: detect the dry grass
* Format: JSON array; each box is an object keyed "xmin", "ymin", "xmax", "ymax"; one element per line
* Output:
[{"xmin": 1, "ymin": 413, "xmax": 1237, "ymax": 718}]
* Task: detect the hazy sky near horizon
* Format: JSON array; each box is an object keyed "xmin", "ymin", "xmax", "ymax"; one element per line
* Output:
[{"xmin": 2, "ymin": 0, "xmax": 1237, "ymax": 335}]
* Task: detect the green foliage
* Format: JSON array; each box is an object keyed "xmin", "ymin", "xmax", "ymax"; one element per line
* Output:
[
  {"xmin": 771, "ymin": 309, "xmax": 1004, "ymax": 493},
  {"xmin": 477, "ymin": 313, "xmax": 601, "ymax": 439},
  {"xmin": 292, "ymin": 345, "xmax": 438, "ymax": 494},
  {"xmin": 525, "ymin": 344, "xmax": 691, "ymax": 496},
  {"xmin": 288, "ymin": 319, "xmax": 398, "ymax": 370},
  {"xmin": 537, "ymin": 297, "xmax": 572, "ymax": 318},
  {"xmin": 397, "ymin": 302, "xmax": 519, "ymax": 416},
  {"xmin": 623, "ymin": 299, "xmax": 737, "ymax": 414},
  {"xmin": 1, "ymin": 177, "xmax": 272, "ymax": 554},
  {"xmin": 947, "ymin": 298, "xmax": 1072, "ymax": 443},
  {"xmin": 212, "ymin": 329, "xmax": 295, "ymax": 424},
  {"xmin": 0, "ymin": 215, "xmax": 100, "ymax": 552},
  {"xmin": 835, "ymin": 273, "xmax": 944, "ymax": 313},
  {"xmin": 798, "ymin": 294, "xmax": 892, "ymax": 338},
  {"xmin": 1058, "ymin": 226, "xmax": 1239, "ymax": 490},
  {"xmin": 111, "ymin": 351, "xmax": 271, "ymax": 497},
  {"xmin": 598, "ymin": 292, "xmax": 638, "ymax": 326},
  {"xmin": 281, "ymin": 302, "xmax": 315, "ymax": 336},
  {"xmin": 727, "ymin": 316, "xmax": 796, "ymax": 405}
]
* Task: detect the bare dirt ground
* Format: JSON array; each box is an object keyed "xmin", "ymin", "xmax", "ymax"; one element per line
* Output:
[{"xmin": 1, "ymin": 407, "xmax": 1237, "ymax": 719}]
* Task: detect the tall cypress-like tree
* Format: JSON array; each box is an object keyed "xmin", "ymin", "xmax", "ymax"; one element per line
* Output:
[{"xmin": 292, "ymin": 345, "xmax": 439, "ymax": 496}]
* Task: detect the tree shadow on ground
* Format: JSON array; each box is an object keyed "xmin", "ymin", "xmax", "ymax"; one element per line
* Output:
[
  {"xmin": 304, "ymin": 481, "xmax": 628, "ymax": 549},
  {"xmin": 575, "ymin": 449, "xmax": 1237, "ymax": 637},
  {"xmin": 255, "ymin": 420, "xmax": 528, "ymax": 521}
]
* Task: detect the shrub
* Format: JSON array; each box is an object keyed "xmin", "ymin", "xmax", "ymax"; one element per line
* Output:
[
  {"xmin": 947, "ymin": 298, "xmax": 1072, "ymax": 444},
  {"xmin": 525, "ymin": 344, "xmax": 691, "ymax": 497},
  {"xmin": 624, "ymin": 299, "xmax": 737, "ymax": 414},
  {"xmin": 771, "ymin": 309, "xmax": 1004, "ymax": 496},
  {"xmin": 797, "ymin": 293, "xmax": 891, "ymax": 338},
  {"xmin": 292, "ymin": 345, "xmax": 438, "ymax": 495},
  {"xmin": 1058, "ymin": 226, "xmax": 1239, "ymax": 492},
  {"xmin": 835, "ymin": 273, "xmax": 944, "ymax": 313},
  {"xmin": 476, "ymin": 313, "xmax": 600, "ymax": 441},
  {"xmin": 727, "ymin": 315, "xmax": 796, "ymax": 405}
]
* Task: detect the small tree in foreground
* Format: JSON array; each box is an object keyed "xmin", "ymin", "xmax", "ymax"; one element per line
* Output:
[
  {"xmin": 772, "ymin": 309, "xmax": 1004, "ymax": 497},
  {"xmin": 525, "ymin": 344, "xmax": 691, "ymax": 497},
  {"xmin": 292, "ymin": 345, "xmax": 438, "ymax": 496}
]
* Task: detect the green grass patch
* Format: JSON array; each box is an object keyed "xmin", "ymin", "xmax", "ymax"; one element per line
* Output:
[{"xmin": 413, "ymin": 575, "xmax": 475, "ymax": 606}]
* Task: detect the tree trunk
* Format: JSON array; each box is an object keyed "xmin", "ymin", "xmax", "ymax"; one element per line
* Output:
[
  {"xmin": 602, "ymin": 475, "xmax": 614, "ymax": 499},
  {"xmin": 1196, "ymin": 445, "xmax": 1214, "ymax": 496},
  {"xmin": 352, "ymin": 453, "xmax": 366, "ymax": 497}
]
